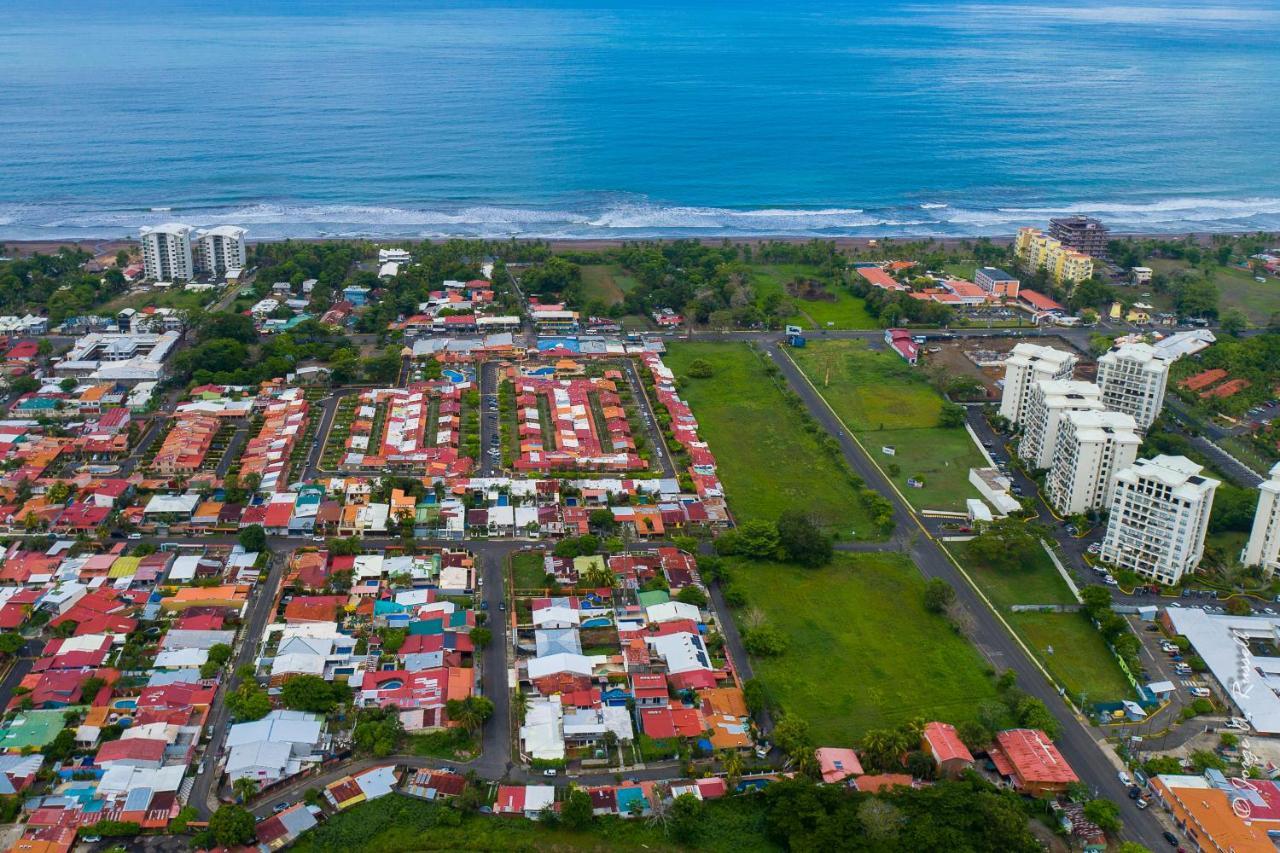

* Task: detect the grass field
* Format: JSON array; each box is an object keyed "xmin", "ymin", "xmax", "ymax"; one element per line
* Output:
[
  {"xmin": 789, "ymin": 339, "xmax": 988, "ymax": 511},
  {"xmin": 665, "ymin": 342, "xmax": 877, "ymax": 537},
  {"xmin": 580, "ymin": 264, "xmax": 641, "ymax": 307},
  {"xmin": 511, "ymin": 551, "xmax": 548, "ymax": 590},
  {"xmin": 951, "ymin": 541, "xmax": 1133, "ymax": 703},
  {"xmin": 1010, "ymin": 612, "xmax": 1134, "ymax": 704},
  {"xmin": 749, "ymin": 264, "xmax": 877, "ymax": 329},
  {"xmin": 731, "ymin": 553, "xmax": 1000, "ymax": 742},
  {"xmin": 103, "ymin": 286, "xmax": 217, "ymax": 313},
  {"xmin": 1146, "ymin": 258, "xmax": 1280, "ymax": 326},
  {"xmin": 953, "ymin": 541, "xmax": 1076, "ymax": 612}
]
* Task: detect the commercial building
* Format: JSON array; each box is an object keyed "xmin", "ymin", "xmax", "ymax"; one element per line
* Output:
[
  {"xmin": 1046, "ymin": 410, "xmax": 1141, "ymax": 516},
  {"xmin": 1095, "ymin": 342, "xmax": 1170, "ymax": 429},
  {"xmin": 1048, "ymin": 216, "xmax": 1109, "ymax": 258},
  {"xmin": 139, "ymin": 223, "xmax": 195, "ymax": 282},
  {"xmin": 1242, "ymin": 462, "xmax": 1280, "ymax": 575},
  {"xmin": 1100, "ymin": 455, "xmax": 1219, "ymax": 585},
  {"xmin": 54, "ymin": 331, "xmax": 181, "ymax": 384},
  {"xmin": 1150, "ymin": 772, "xmax": 1277, "ymax": 853},
  {"xmin": 194, "ymin": 226, "xmax": 247, "ymax": 277},
  {"xmin": 973, "ymin": 266, "xmax": 1020, "ymax": 298},
  {"xmin": 1163, "ymin": 607, "xmax": 1280, "ymax": 735},
  {"xmin": 1018, "ymin": 379, "xmax": 1102, "ymax": 470},
  {"xmin": 997, "ymin": 343, "xmax": 1077, "ymax": 425},
  {"xmin": 1014, "ymin": 227, "xmax": 1095, "ymax": 286}
]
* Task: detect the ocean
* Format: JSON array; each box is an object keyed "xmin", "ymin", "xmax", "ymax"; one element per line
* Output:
[{"xmin": 1, "ymin": 0, "xmax": 1279, "ymax": 241}]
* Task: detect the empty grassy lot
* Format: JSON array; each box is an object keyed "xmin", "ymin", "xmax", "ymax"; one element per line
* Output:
[
  {"xmin": 951, "ymin": 540, "xmax": 1133, "ymax": 704},
  {"xmin": 750, "ymin": 264, "xmax": 877, "ymax": 329},
  {"xmin": 731, "ymin": 553, "xmax": 1001, "ymax": 743},
  {"xmin": 664, "ymin": 342, "xmax": 877, "ymax": 537},
  {"xmin": 789, "ymin": 339, "xmax": 987, "ymax": 511},
  {"xmin": 580, "ymin": 264, "xmax": 641, "ymax": 307},
  {"xmin": 1146, "ymin": 258, "xmax": 1280, "ymax": 326}
]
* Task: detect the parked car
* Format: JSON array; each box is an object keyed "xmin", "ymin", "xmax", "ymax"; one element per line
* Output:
[
  {"xmin": 273, "ymin": 802, "xmax": 290, "ymax": 814},
  {"xmin": 1128, "ymin": 785, "xmax": 1141, "ymax": 799},
  {"xmin": 1189, "ymin": 687, "xmax": 1211, "ymax": 698},
  {"xmin": 1118, "ymin": 770, "xmax": 1133, "ymax": 787},
  {"xmin": 1163, "ymin": 830, "xmax": 1178, "ymax": 846},
  {"xmin": 1087, "ymin": 543, "xmax": 1101, "ymax": 555},
  {"xmin": 1136, "ymin": 797, "xmax": 1150, "ymax": 809},
  {"xmin": 543, "ymin": 768, "xmax": 557, "ymax": 777}
]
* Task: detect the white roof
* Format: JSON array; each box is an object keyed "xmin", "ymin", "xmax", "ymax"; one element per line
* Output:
[
  {"xmin": 97, "ymin": 763, "xmax": 185, "ymax": 795},
  {"xmin": 140, "ymin": 223, "xmax": 193, "ymax": 237},
  {"xmin": 524, "ymin": 785, "xmax": 556, "ymax": 812},
  {"xmin": 1118, "ymin": 455, "xmax": 1219, "ymax": 499},
  {"xmin": 966, "ymin": 499, "xmax": 994, "ymax": 522},
  {"xmin": 226, "ymin": 710, "xmax": 323, "ymax": 749},
  {"xmin": 167, "ymin": 555, "xmax": 201, "ymax": 582},
  {"xmin": 1152, "ymin": 329, "xmax": 1216, "ymax": 360},
  {"xmin": 645, "ymin": 632, "xmax": 712, "ymax": 674},
  {"xmin": 526, "ymin": 653, "xmax": 605, "ymax": 680},
  {"xmin": 196, "ymin": 225, "xmax": 246, "ymax": 239},
  {"xmin": 645, "ymin": 601, "xmax": 702, "ymax": 624},
  {"xmin": 532, "ymin": 605, "xmax": 580, "ymax": 627},
  {"xmin": 226, "ymin": 739, "xmax": 292, "ymax": 775},
  {"xmin": 563, "ymin": 704, "xmax": 633, "ymax": 742},
  {"xmin": 520, "ymin": 696, "xmax": 565, "ymax": 761},
  {"xmin": 1165, "ymin": 607, "xmax": 1280, "ymax": 734},
  {"xmin": 153, "ymin": 648, "xmax": 207, "ymax": 669},
  {"xmin": 143, "ymin": 493, "xmax": 201, "ymax": 516}
]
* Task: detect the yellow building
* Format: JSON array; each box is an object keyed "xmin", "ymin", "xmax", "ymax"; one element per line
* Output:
[{"xmin": 1015, "ymin": 227, "xmax": 1095, "ymax": 286}]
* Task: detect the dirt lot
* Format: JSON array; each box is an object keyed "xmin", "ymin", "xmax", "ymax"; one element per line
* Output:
[{"xmin": 924, "ymin": 334, "xmax": 1093, "ymax": 400}]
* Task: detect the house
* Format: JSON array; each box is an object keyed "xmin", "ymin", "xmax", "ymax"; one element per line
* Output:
[
  {"xmin": 255, "ymin": 803, "xmax": 320, "ymax": 851},
  {"xmin": 884, "ymin": 329, "xmax": 918, "ymax": 365},
  {"xmin": 816, "ymin": 747, "xmax": 864, "ymax": 784},
  {"xmin": 921, "ymin": 721, "xmax": 974, "ymax": 777},
  {"xmin": 990, "ymin": 729, "xmax": 1077, "ymax": 795}
]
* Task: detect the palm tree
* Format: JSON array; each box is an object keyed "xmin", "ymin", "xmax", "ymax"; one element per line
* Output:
[
  {"xmin": 512, "ymin": 688, "xmax": 530, "ymax": 725},
  {"xmin": 233, "ymin": 777, "xmax": 259, "ymax": 803},
  {"xmin": 720, "ymin": 750, "xmax": 744, "ymax": 790}
]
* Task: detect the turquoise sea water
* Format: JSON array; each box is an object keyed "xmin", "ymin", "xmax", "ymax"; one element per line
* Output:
[{"xmin": 1, "ymin": 0, "xmax": 1278, "ymax": 239}]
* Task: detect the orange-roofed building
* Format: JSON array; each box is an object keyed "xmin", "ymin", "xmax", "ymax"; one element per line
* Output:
[
  {"xmin": 854, "ymin": 773, "xmax": 915, "ymax": 793},
  {"xmin": 1149, "ymin": 775, "xmax": 1277, "ymax": 852},
  {"xmin": 160, "ymin": 585, "xmax": 247, "ymax": 612},
  {"xmin": 700, "ymin": 687, "xmax": 748, "ymax": 718},
  {"xmin": 922, "ymin": 721, "xmax": 974, "ymax": 777},
  {"xmin": 284, "ymin": 595, "xmax": 346, "ymax": 624},
  {"xmin": 991, "ymin": 729, "xmax": 1077, "ymax": 795},
  {"xmin": 816, "ymin": 747, "xmax": 863, "ymax": 784}
]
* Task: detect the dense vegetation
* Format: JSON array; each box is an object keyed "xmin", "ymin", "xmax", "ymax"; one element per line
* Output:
[{"xmin": 0, "ymin": 247, "xmax": 127, "ymax": 322}]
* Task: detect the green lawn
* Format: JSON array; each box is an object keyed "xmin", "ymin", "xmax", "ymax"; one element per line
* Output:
[
  {"xmin": 1010, "ymin": 612, "xmax": 1134, "ymax": 704},
  {"xmin": 731, "ymin": 553, "xmax": 1001, "ymax": 743},
  {"xmin": 950, "ymin": 541, "xmax": 1133, "ymax": 704},
  {"xmin": 103, "ymin": 286, "xmax": 218, "ymax": 313},
  {"xmin": 789, "ymin": 339, "xmax": 988, "ymax": 511},
  {"xmin": 749, "ymin": 264, "xmax": 877, "ymax": 329},
  {"xmin": 665, "ymin": 342, "xmax": 877, "ymax": 537},
  {"xmin": 580, "ymin": 264, "xmax": 640, "ymax": 307},
  {"xmin": 1147, "ymin": 258, "xmax": 1280, "ymax": 326},
  {"xmin": 511, "ymin": 551, "xmax": 548, "ymax": 589},
  {"xmin": 953, "ymin": 540, "xmax": 1076, "ymax": 612}
]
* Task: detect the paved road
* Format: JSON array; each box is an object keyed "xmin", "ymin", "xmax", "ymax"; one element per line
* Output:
[
  {"xmin": 761, "ymin": 339, "xmax": 1170, "ymax": 849},
  {"xmin": 620, "ymin": 358, "xmax": 674, "ymax": 478},
  {"xmin": 479, "ymin": 362, "xmax": 501, "ymax": 477},
  {"xmin": 192, "ymin": 550, "xmax": 287, "ymax": 816}
]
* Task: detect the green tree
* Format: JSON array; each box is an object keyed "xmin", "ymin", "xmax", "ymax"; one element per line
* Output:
[
  {"xmin": 667, "ymin": 793, "xmax": 705, "ymax": 843},
  {"xmin": 238, "ymin": 524, "xmax": 267, "ymax": 552},
  {"xmin": 674, "ymin": 585, "xmax": 708, "ymax": 607},
  {"xmin": 1220, "ymin": 308, "xmax": 1248, "ymax": 336},
  {"xmin": 445, "ymin": 695, "xmax": 495, "ymax": 734},
  {"xmin": 735, "ymin": 519, "xmax": 782, "ymax": 559},
  {"xmin": 469, "ymin": 626, "xmax": 492, "ymax": 650},
  {"xmin": 208, "ymin": 804, "xmax": 255, "ymax": 847},
  {"xmin": 281, "ymin": 674, "xmax": 345, "ymax": 714},
  {"xmin": 938, "ymin": 403, "xmax": 966, "ymax": 428},
  {"xmin": 1083, "ymin": 797, "xmax": 1122, "ymax": 832},
  {"xmin": 775, "ymin": 510, "xmax": 832, "ymax": 567},
  {"xmin": 922, "ymin": 578, "xmax": 956, "ymax": 614},
  {"xmin": 560, "ymin": 787, "xmax": 594, "ymax": 830}
]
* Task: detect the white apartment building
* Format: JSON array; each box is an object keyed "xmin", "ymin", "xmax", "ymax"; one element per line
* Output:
[
  {"xmin": 139, "ymin": 223, "xmax": 194, "ymax": 282},
  {"xmin": 1100, "ymin": 454, "xmax": 1219, "ymax": 585},
  {"xmin": 998, "ymin": 343, "xmax": 1077, "ymax": 425},
  {"xmin": 1046, "ymin": 410, "xmax": 1141, "ymax": 516},
  {"xmin": 1095, "ymin": 342, "xmax": 1170, "ymax": 430},
  {"xmin": 1242, "ymin": 462, "xmax": 1280, "ymax": 575},
  {"xmin": 1018, "ymin": 379, "xmax": 1103, "ymax": 470},
  {"xmin": 194, "ymin": 226, "xmax": 247, "ymax": 276}
]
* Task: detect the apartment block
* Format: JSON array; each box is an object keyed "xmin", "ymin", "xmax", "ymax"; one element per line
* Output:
[
  {"xmin": 139, "ymin": 223, "xmax": 195, "ymax": 282},
  {"xmin": 1100, "ymin": 455, "xmax": 1219, "ymax": 586},
  {"xmin": 1095, "ymin": 342, "xmax": 1170, "ymax": 430},
  {"xmin": 998, "ymin": 343, "xmax": 1077, "ymax": 425},
  {"xmin": 1014, "ymin": 227, "xmax": 1095, "ymax": 286},
  {"xmin": 1018, "ymin": 380, "xmax": 1103, "ymax": 470},
  {"xmin": 1046, "ymin": 410, "xmax": 1141, "ymax": 516},
  {"xmin": 974, "ymin": 266, "xmax": 1020, "ymax": 298},
  {"xmin": 1049, "ymin": 216, "xmax": 1109, "ymax": 258},
  {"xmin": 194, "ymin": 226, "xmax": 247, "ymax": 276},
  {"xmin": 1242, "ymin": 463, "xmax": 1280, "ymax": 576}
]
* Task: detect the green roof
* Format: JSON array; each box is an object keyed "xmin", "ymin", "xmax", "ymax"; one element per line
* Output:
[
  {"xmin": 0, "ymin": 708, "xmax": 78, "ymax": 749},
  {"xmin": 636, "ymin": 590, "xmax": 671, "ymax": 609}
]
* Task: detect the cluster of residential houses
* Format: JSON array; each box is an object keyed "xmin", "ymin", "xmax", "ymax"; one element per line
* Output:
[
  {"xmin": 0, "ymin": 540, "xmax": 266, "ymax": 849},
  {"xmin": 341, "ymin": 382, "xmax": 473, "ymax": 477},
  {"xmin": 512, "ymin": 548, "xmax": 757, "ymax": 764},
  {"xmin": 511, "ymin": 373, "xmax": 644, "ymax": 473}
]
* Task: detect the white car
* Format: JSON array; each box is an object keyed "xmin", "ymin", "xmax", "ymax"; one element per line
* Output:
[
  {"xmin": 1118, "ymin": 770, "xmax": 1132, "ymax": 787},
  {"xmin": 1226, "ymin": 718, "xmax": 1249, "ymax": 731},
  {"xmin": 1087, "ymin": 543, "xmax": 1101, "ymax": 555},
  {"xmin": 1189, "ymin": 687, "xmax": 1211, "ymax": 698},
  {"xmin": 1104, "ymin": 576, "xmax": 1119, "ymax": 586}
]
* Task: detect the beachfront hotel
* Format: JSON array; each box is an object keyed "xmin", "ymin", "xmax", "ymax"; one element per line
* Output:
[
  {"xmin": 1014, "ymin": 227, "xmax": 1095, "ymax": 287},
  {"xmin": 194, "ymin": 225, "xmax": 248, "ymax": 277},
  {"xmin": 1095, "ymin": 342, "xmax": 1170, "ymax": 430}
]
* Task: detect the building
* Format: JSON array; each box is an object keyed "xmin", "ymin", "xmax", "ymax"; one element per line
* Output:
[
  {"xmin": 1047, "ymin": 410, "xmax": 1141, "ymax": 516},
  {"xmin": 1018, "ymin": 379, "xmax": 1103, "ymax": 470},
  {"xmin": 1100, "ymin": 455, "xmax": 1219, "ymax": 585},
  {"xmin": 54, "ymin": 332, "xmax": 181, "ymax": 384},
  {"xmin": 921, "ymin": 722, "xmax": 974, "ymax": 778},
  {"xmin": 1095, "ymin": 342, "xmax": 1170, "ymax": 430},
  {"xmin": 1150, "ymin": 772, "xmax": 1278, "ymax": 853},
  {"xmin": 1049, "ymin": 216, "xmax": 1109, "ymax": 258},
  {"xmin": 997, "ymin": 343, "xmax": 1077, "ymax": 425},
  {"xmin": 1014, "ymin": 227, "xmax": 1095, "ymax": 286},
  {"xmin": 990, "ymin": 728, "xmax": 1078, "ymax": 795},
  {"xmin": 1131, "ymin": 266, "xmax": 1153, "ymax": 286},
  {"xmin": 1163, "ymin": 607, "xmax": 1280, "ymax": 734},
  {"xmin": 139, "ymin": 223, "xmax": 194, "ymax": 282},
  {"xmin": 884, "ymin": 329, "xmax": 918, "ymax": 365},
  {"xmin": 1242, "ymin": 462, "xmax": 1280, "ymax": 575},
  {"xmin": 974, "ymin": 266, "xmax": 1020, "ymax": 298},
  {"xmin": 194, "ymin": 226, "xmax": 247, "ymax": 277}
]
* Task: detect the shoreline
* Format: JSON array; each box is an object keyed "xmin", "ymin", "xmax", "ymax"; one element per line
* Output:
[{"xmin": 0, "ymin": 230, "xmax": 1264, "ymax": 259}]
